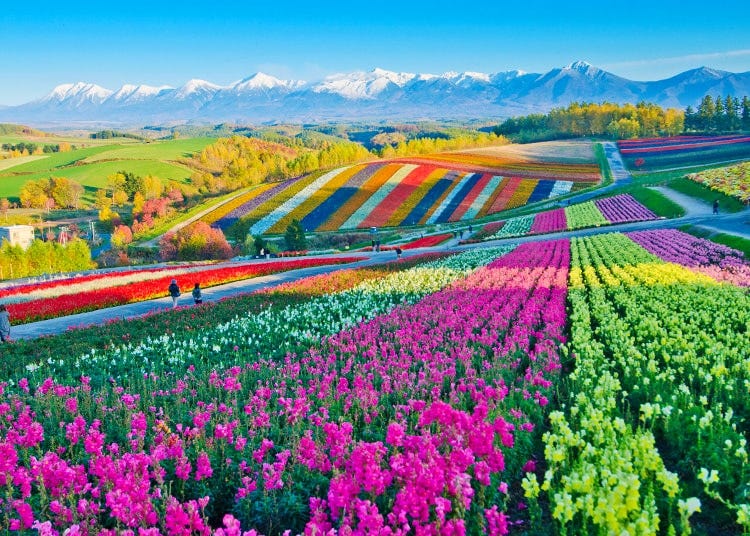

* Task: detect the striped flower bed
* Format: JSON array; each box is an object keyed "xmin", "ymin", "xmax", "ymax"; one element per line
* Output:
[{"xmin": 619, "ymin": 135, "xmax": 750, "ymax": 171}]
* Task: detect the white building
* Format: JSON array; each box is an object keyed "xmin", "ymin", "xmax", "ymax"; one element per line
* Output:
[{"xmin": 0, "ymin": 225, "xmax": 35, "ymax": 250}]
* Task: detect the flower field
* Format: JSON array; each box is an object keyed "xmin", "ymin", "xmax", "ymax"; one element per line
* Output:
[
  {"xmin": 2, "ymin": 229, "xmax": 748, "ymax": 534},
  {"xmin": 687, "ymin": 161, "xmax": 750, "ymax": 203},
  {"xmin": 205, "ymin": 152, "xmax": 600, "ymax": 234},
  {"xmin": 4, "ymin": 257, "xmax": 363, "ymax": 325},
  {"xmin": 618, "ymin": 135, "xmax": 750, "ymax": 171},
  {"xmin": 478, "ymin": 194, "xmax": 658, "ymax": 240}
]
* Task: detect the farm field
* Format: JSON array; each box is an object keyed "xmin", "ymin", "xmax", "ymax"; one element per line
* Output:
[
  {"xmin": 0, "ymin": 137, "xmax": 212, "ymax": 200},
  {"xmin": 619, "ymin": 135, "xmax": 750, "ymax": 172},
  {"xmin": 206, "ymin": 147, "xmax": 602, "ymax": 235},
  {"xmin": 1, "ymin": 229, "xmax": 748, "ymax": 534}
]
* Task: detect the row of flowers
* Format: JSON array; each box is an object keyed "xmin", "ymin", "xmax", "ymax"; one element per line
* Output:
[
  {"xmin": 525, "ymin": 232, "xmax": 750, "ymax": 534},
  {"xmin": 618, "ymin": 135, "xmax": 750, "ymax": 171},
  {"xmin": 203, "ymin": 184, "xmax": 277, "ymax": 227},
  {"xmin": 618, "ymin": 134, "xmax": 750, "ymax": 154},
  {"xmin": 687, "ymin": 161, "xmax": 750, "ymax": 203},
  {"xmin": 7, "ymin": 256, "xmax": 363, "ymax": 325},
  {"xmin": 475, "ymin": 194, "xmax": 658, "ymax": 241},
  {"xmin": 0, "ymin": 242, "xmax": 574, "ymax": 534}
]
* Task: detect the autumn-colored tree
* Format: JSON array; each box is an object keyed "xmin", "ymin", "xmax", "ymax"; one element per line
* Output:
[
  {"xmin": 111, "ymin": 225, "xmax": 134, "ymax": 250},
  {"xmin": 0, "ymin": 198, "xmax": 10, "ymax": 221},
  {"xmin": 159, "ymin": 221, "xmax": 233, "ymax": 261}
]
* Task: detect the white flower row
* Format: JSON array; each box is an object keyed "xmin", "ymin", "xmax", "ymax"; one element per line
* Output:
[
  {"xmin": 426, "ymin": 172, "xmax": 474, "ymax": 224},
  {"xmin": 461, "ymin": 175, "xmax": 503, "ymax": 221},
  {"xmin": 340, "ymin": 164, "xmax": 418, "ymax": 229},
  {"xmin": 250, "ymin": 166, "xmax": 352, "ymax": 235},
  {"xmin": 549, "ymin": 180, "xmax": 574, "ymax": 198}
]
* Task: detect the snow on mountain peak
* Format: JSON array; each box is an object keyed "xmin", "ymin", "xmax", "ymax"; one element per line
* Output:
[
  {"xmin": 314, "ymin": 68, "xmax": 418, "ymax": 99},
  {"xmin": 231, "ymin": 72, "xmax": 304, "ymax": 92},
  {"xmin": 44, "ymin": 82, "xmax": 113, "ymax": 103},
  {"xmin": 111, "ymin": 84, "xmax": 173, "ymax": 101},
  {"xmin": 175, "ymin": 79, "xmax": 223, "ymax": 98}
]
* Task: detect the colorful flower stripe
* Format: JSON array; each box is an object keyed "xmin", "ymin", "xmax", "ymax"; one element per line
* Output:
[
  {"xmin": 202, "ymin": 184, "xmax": 275, "ymax": 226},
  {"xmin": 626, "ymin": 229, "xmax": 750, "ymax": 287},
  {"xmin": 341, "ymin": 164, "xmax": 418, "ymax": 229},
  {"xmin": 595, "ymin": 193, "xmax": 657, "ymax": 223},
  {"xmin": 447, "ymin": 173, "xmax": 492, "ymax": 222},
  {"xmin": 266, "ymin": 164, "xmax": 367, "ymax": 234},
  {"xmin": 617, "ymin": 134, "xmax": 748, "ymax": 149},
  {"xmin": 619, "ymin": 135, "xmax": 750, "ymax": 154},
  {"xmin": 530, "ymin": 207, "xmax": 567, "ymax": 234},
  {"xmin": 389, "ymin": 167, "xmax": 450, "ymax": 226},
  {"xmin": 401, "ymin": 232, "xmax": 453, "ymax": 249},
  {"xmin": 463, "ymin": 174, "xmax": 503, "ymax": 221},
  {"xmin": 400, "ymin": 153, "xmax": 601, "ymax": 181},
  {"xmin": 425, "ymin": 172, "xmax": 473, "ymax": 224},
  {"xmin": 505, "ymin": 178, "xmax": 538, "ymax": 210},
  {"xmin": 383, "ymin": 165, "xmax": 443, "ymax": 227},
  {"xmin": 0, "ymin": 265, "xmax": 188, "ymax": 300},
  {"xmin": 549, "ymin": 180, "xmax": 574, "ymax": 197},
  {"xmin": 526, "ymin": 179, "xmax": 555, "ymax": 203},
  {"xmin": 8, "ymin": 257, "xmax": 363, "ymax": 324},
  {"xmin": 490, "ymin": 214, "xmax": 535, "ymax": 238},
  {"xmin": 486, "ymin": 177, "xmax": 521, "ymax": 215},
  {"xmin": 251, "ymin": 166, "xmax": 353, "ymax": 235},
  {"xmin": 564, "ymin": 200, "xmax": 609, "ymax": 229},
  {"xmin": 535, "ymin": 232, "xmax": 749, "ymax": 534},
  {"xmin": 414, "ymin": 170, "xmax": 461, "ymax": 225},
  {"xmin": 0, "ymin": 265, "xmax": 202, "ymax": 304},
  {"xmin": 316, "ymin": 163, "xmax": 391, "ymax": 231},
  {"xmin": 213, "ymin": 179, "xmax": 298, "ymax": 230},
  {"xmin": 687, "ymin": 162, "xmax": 750, "ymax": 203},
  {"xmin": 360, "ymin": 164, "xmax": 436, "ymax": 228},
  {"xmin": 433, "ymin": 172, "xmax": 484, "ymax": 223}
]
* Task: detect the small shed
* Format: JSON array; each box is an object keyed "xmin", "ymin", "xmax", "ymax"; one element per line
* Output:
[{"xmin": 0, "ymin": 225, "xmax": 35, "ymax": 250}]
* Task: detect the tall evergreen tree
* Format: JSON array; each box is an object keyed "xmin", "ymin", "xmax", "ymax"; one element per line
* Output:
[
  {"xmin": 741, "ymin": 96, "xmax": 750, "ymax": 130},
  {"xmin": 284, "ymin": 219, "xmax": 308, "ymax": 251}
]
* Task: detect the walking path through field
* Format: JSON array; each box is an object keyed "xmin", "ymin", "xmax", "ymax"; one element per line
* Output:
[{"xmin": 555, "ymin": 141, "xmax": 632, "ymax": 205}]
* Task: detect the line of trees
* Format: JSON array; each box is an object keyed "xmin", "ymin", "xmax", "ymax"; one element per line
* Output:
[
  {"xmin": 495, "ymin": 102, "xmax": 684, "ymax": 142},
  {"xmin": 0, "ymin": 238, "xmax": 94, "ymax": 280},
  {"xmin": 685, "ymin": 95, "xmax": 750, "ymax": 132},
  {"xmin": 89, "ymin": 130, "xmax": 146, "ymax": 140},
  {"xmin": 1, "ymin": 142, "xmax": 72, "ymax": 155}
]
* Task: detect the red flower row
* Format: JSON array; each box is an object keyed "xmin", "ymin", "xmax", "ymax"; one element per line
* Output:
[{"xmin": 9, "ymin": 257, "xmax": 363, "ymax": 324}]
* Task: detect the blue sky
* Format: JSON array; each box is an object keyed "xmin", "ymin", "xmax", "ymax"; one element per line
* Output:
[{"xmin": 1, "ymin": 0, "xmax": 749, "ymax": 105}]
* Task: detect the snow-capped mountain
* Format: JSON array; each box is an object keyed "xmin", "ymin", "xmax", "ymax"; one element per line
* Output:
[{"xmin": 2, "ymin": 63, "xmax": 749, "ymax": 125}]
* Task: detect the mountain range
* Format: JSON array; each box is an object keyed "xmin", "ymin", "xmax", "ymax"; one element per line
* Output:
[{"xmin": 1, "ymin": 61, "xmax": 749, "ymax": 126}]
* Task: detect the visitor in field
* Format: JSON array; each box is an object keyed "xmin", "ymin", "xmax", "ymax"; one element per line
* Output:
[
  {"xmin": 395, "ymin": 246, "xmax": 402, "ymax": 259},
  {"xmin": 192, "ymin": 283, "xmax": 203, "ymax": 305},
  {"xmin": 168, "ymin": 279, "xmax": 181, "ymax": 308},
  {"xmin": 713, "ymin": 200, "xmax": 719, "ymax": 214},
  {"xmin": 0, "ymin": 304, "xmax": 10, "ymax": 342}
]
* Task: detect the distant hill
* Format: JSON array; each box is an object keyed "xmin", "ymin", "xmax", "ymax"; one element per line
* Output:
[
  {"xmin": 1, "ymin": 62, "xmax": 749, "ymax": 126},
  {"xmin": 0, "ymin": 123, "xmax": 49, "ymax": 137}
]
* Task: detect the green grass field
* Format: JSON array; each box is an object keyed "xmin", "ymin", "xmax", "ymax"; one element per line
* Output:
[{"xmin": 0, "ymin": 138, "xmax": 213, "ymax": 202}]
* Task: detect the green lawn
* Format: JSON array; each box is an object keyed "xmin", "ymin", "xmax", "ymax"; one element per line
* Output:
[
  {"xmin": 628, "ymin": 186, "xmax": 685, "ymax": 218},
  {"xmin": 0, "ymin": 138, "xmax": 211, "ymax": 202}
]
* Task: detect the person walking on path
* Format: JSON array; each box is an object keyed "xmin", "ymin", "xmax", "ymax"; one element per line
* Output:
[
  {"xmin": 395, "ymin": 246, "xmax": 402, "ymax": 259},
  {"xmin": 0, "ymin": 304, "xmax": 11, "ymax": 342},
  {"xmin": 168, "ymin": 279, "xmax": 181, "ymax": 308},
  {"xmin": 713, "ymin": 200, "xmax": 719, "ymax": 215},
  {"xmin": 192, "ymin": 283, "xmax": 203, "ymax": 305}
]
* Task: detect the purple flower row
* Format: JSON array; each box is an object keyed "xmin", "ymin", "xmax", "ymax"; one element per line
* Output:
[
  {"xmin": 627, "ymin": 229, "xmax": 750, "ymax": 286},
  {"xmin": 530, "ymin": 208, "xmax": 567, "ymax": 234},
  {"xmin": 214, "ymin": 177, "xmax": 304, "ymax": 230},
  {"xmin": 595, "ymin": 194, "xmax": 658, "ymax": 224}
]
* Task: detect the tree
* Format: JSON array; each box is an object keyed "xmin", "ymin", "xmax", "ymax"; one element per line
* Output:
[
  {"xmin": 111, "ymin": 225, "xmax": 133, "ymax": 249},
  {"xmin": 697, "ymin": 95, "xmax": 716, "ymax": 131},
  {"xmin": 743, "ymin": 96, "xmax": 750, "ymax": 131},
  {"xmin": 0, "ymin": 198, "xmax": 9, "ymax": 222},
  {"xmin": 284, "ymin": 219, "xmax": 308, "ymax": 251},
  {"xmin": 159, "ymin": 222, "xmax": 233, "ymax": 261},
  {"xmin": 19, "ymin": 180, "xmax": 49, "ymax": 209}
]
